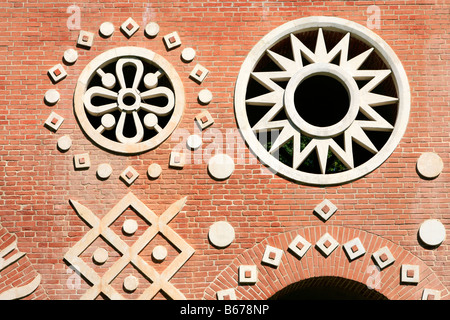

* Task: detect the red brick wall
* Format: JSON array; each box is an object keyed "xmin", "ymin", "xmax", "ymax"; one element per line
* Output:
[{"xmin": 0, "ymin": 0, "xmax": 448, "ymax": 300}]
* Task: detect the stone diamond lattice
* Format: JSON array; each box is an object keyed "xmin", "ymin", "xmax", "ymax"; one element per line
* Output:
[{"xmin": 64, "ymin": 192, "xmax": 194, "ymax": 300}]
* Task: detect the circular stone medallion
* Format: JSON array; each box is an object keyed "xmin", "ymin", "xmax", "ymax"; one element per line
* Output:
[
  {"xmin": 74, "ymin": 47, "xmax": 185, "ymax": 155},
  {"xmin": 234, "ymin": 17, "xmax": 410, "ymax": 186}
]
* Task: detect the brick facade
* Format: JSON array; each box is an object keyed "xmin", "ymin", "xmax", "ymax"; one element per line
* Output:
[{"xmin": 0, "ymin": 0, "xmax": 448, "ymax": 300}]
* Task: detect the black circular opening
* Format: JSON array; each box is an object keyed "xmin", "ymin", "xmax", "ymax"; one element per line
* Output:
[
  {"xmin": 123, "ymin": 94, "xmax": 136, "ymax": 106},
  {"xmin": 294, "ymin": 75, "xmax": 350, "ymax": 128}
]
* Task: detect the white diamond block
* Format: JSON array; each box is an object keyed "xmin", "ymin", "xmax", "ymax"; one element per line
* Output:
[
  {"xmin": 238, "ymin": 265, "xmax": 257, "ymax": 285},
  {"xmin": 190, "ymin": 64, "xmax": 209, "ymax": 83},
  {"xmin": 169, "ymin": 151, "xmax": 185, "ymax": 169},
  {"xmin": 217, "ymin": 288, "xmax": 237, "ymax": 300},
  {"xmin": 121, "ymin": 17, "xmax": 139, "ymax": 38},
  {"xmin": 422, "ymin": 288, "xmax": 441, "ymax": 300},
  {"xmin": 163, "ymin": 31, "xmax": 182, "ymax": 50},
  {"xmin": 73, "ymin": 153, "xmax": 91, "ymax": 170},
  {"xmin": 262, "ymin": 245, "xmax": 283, "ymax": 268},
  {"xmin": 316, "ymin": 233, "xmax": 339, "ymax": 257},
  {"xmin": 44, "ymin": 112, "xmax": 64, "ymax": 132},
  {"xmin": 401, "ymin": 264, "xmax": 420, "ymax": 284},
  {"xmin": 48, "ymin": 64, "xmax": 67, "ymax": 83},
  {"xmin": 120, "ymin": 166, "xmax": 139, "ymax": 186},
  {"xmin": 195, "ymin": 110, "xmax": 214, "ymax": 130},
  {"xmin": 288, "ymin": 235, "xmax": 311, "ymax": 259},
  {"xmin": 77, "ymin": 30, "xmax": 94, "ymax": 48},
  {"xmin": 372, "ymin": 246, "xmax": 395, "ymax": 270},
  {"xmin": 343, "ymin": 237, "xmax": 366, "ymax": 261},
  {"xmin": 314, "ymin": 199, "xmax": 338, "ymax": 221}
]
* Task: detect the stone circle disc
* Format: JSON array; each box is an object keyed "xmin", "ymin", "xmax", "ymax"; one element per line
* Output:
[
  {"xmin": 419, "ymin": 219, "xmax": 446, "ymax": 247},
  {"xmin": 208, "ymin": 154, "xmax": 234, "ymax": 180},
  {"xmin": 208, "ymin": 221, "xmax": 235, "ymax": 248},
  {"xmin": 417, "ymin": 152, "xmax": 443, "ymax": 179}
]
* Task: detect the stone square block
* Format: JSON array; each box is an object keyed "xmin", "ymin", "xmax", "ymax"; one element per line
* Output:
[
  {"xmin": 190, "ymin": 64, "xmax": 209, "ymax": 84},
  {"xmin": 195, "ymin": 110, "xmax": 214, "ymax": 130},
  {"xmin": 74, "ymin": 153, "xmax": 91, "ymax": 170},
  {"xmin": 48, "ymin": 64, "xmax": 67, "ymax": 83},
  {"xmin": 77, "ymin": 30, "xmax": 94, "ymax": 48},
  {"xmin": 401, "ymin": 264, "xmax": 420, "ymax": 284},
  {"xmin": 343, "ymin": 237, "xmax": 366, "ymax": 261},
  {"xmin": 315, "ymin": 233, "xmax": 339, "ymax": 257},
  {"xmin": 121, "ymin": 17, "xmax": 139, "ymax": 38},
  {"xmin": 372, "ymin": 246, "xmax": 395, "ymax": 270},
  {"xmin": 169, "ymin": 151, "xmax": 185, "ymax": 168},
  {"xmin": 120, "ymin": 166, "xmax": 139, "ymax": 186},
  {"xmin": 314, "ymin": 199, "xmax": 338, "ymax": 221},
  {"xmin": 44, "ymin": 112, "xmax": 64, "ymax": 132},
  {"xmin": 261, "ymin": 245, "xmax": 283, "ymax": 268},
  {"xmin": 288, "ymin": 235, "xmax": 311, "ymax": 259},
  {"xmin": 163, "ymin": 31, "xmax": 181, "ymax": 50},
  {"xmin": 216, "ymin": 288, "xmax": 236, "ymax": 300},
  {"xmin": 238, "ymin": 265, "xmax": 257, "ymax": 285}
]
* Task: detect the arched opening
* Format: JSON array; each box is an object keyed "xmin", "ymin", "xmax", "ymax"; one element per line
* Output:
[{"xmin": 269, "ymin": 276, "xmax": 388, "ymax": 300}]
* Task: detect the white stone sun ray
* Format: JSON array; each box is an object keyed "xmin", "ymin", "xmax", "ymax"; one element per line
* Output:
[
  {"xmin": 342, "ymin": 48, "xmax": 374, "ymax": 72},
  {"xmin": 314, "ymin": 29, "xmax": 351, "ymax": 64},
  {"xmin": 290, "ymin": 33, "xmax": 316, "ymax": 65},
  {"xmin": 357, "ymin": 103, "xmax": 394, "ymax": 132},
  {"xmin": 266, "ymin": 49, "xmax": 301, "ymax": 71},
  {"xmin": 268, "ymin": 121, "xmax": 301, "ymax": 154}
]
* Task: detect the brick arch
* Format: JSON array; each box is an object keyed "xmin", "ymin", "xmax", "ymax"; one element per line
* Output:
[{"xmin": 203, "ymin": 226, "xmax": 449, "ymax": 300}]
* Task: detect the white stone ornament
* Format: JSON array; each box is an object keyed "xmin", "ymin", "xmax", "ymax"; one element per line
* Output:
[
  {"xmin": 99, "ymin": 22, "xmax": 114, "ymax": 37},
  {"xmin": 93, "ymin": 248, "xmax": 108, "ymax": 264},
  {"xmin": 208, "ymin": 221, "xmax": 235, "ymax": 248},
  {"xmin": 121, "ymin": 18, "xmax": 139, "ymax": 38},
  {"xmin": 65, "ymin": 193, "xmax": 195, "ymax": 300},
  {"xmin": 44, "ymin": 89, "xmax": 60, "ymax": 105},
  {"xmin": 163, "ymin": 31, "xmax": 182, "ymax": 50},
  {"xmin": 234, "ymin": 16, "xmax": 411, "ymax": 186},
  {"xmin": 288, "ymin": 235, "xmax": 311, "ymax": 259},
  {"xmin": 147, "ymin": 163, "xmax": 162, "ymax": 179},
  {"xmin": 63, "ymin": 48, "xmax": 78, "ymax": 64},
  {"xmin": 122, "ymin": 219, "xmax": 138, "ymax": 235},
  {"xmin": 97, "ymin": 163, "xmax": 113, "ymax": 180},
  {"xmin": 181, "ymin": 47, "xmax": 196, "ymax": 62},
  {"xmin": 144, "ymin": 22, "xmax": 160, "ymax": 38},
  {"xmin": 152, "ymin": 245, "xmax": 168, "ymax": 262},
  {"xmin": 261, "ymin": 245, "xmax": 283, "ymax": 268},
  {"xmin": 417, "ymin": 152, "xmax": 443, "ymax": 179},
  {"xmin": 198, "ymin": 88, "xmax": 212, "ymax": 105},
  {"xmin": 44, "ymin": 112, "xmax": 64, "ymax": 132},
  {"xmin": 208, "ymin": 154, "xmax": 235, "ymax": 180},
  {"xmin": 238, "ymin": 265, "xmax": 257, "ymax": 284},
  {"xmin": 186, "ymin": 134, "xmax": 202, "ymax": 150},
  {"xmin": 73, "ymin": 47, "xmax": 185, "ymax": 154},
  {"xmin": 57, "ymin": 135, "xmax": 72, "ymax": 152},
  {"xmin": 123, "ymin": 275, "xmax": 139, "ymax": 292},
  {"xmin": 419, "ymin": 219, "xmax": 446, "ymax": 247}
]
